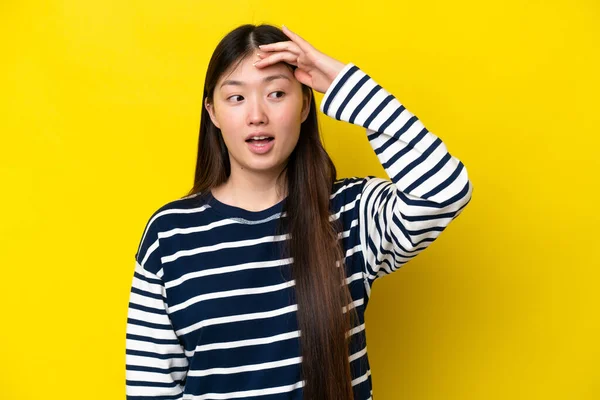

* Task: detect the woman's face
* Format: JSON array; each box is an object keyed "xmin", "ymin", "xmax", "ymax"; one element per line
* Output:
[{"xmin": 205, "ymin": 53, "xmax": 311, "ymax": 177}]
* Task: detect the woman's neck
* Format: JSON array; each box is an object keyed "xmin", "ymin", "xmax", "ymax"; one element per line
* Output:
[{"xmin": 211, "ymin": 166, "xmax": 287, "ymax": 212}]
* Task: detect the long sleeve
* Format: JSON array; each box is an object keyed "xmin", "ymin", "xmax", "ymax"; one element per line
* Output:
[
  {"xmin": 321, "ymin": 63, "xmax": 473, "ymax": 296},
  {"xmin": 125, "ymin": 216, "xmax": 189, "ymax": 399}
]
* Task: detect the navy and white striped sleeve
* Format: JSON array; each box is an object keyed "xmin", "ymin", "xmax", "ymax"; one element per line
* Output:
[
  {"xmin": 125, "ymin": 214, "xmax": 189, "ymax": 399},
  {"xmin": 321, "ymin": 63, "xmax": 473, "ymax": 295}
]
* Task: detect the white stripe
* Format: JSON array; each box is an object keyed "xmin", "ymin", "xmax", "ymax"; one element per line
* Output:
[
  {"xmin": 429, "ymin": 167, "xmax": 471, "ymax": 204},
  {"xmin": 129, "ymin": 291, "xmax": 165, "ymax": 311},
  {"xmin": 353, "ymin": 87, "xmax": 388, "ymax": 127},
  {"xmin": 176, "ymin": 304, "xmax": 298, "ymax": 337},
  {"xmin": 127, "ymin": 385, "xmax": 184, "ymax": 398},
  {"xmin": 177, "ymin": 298, "xmax": 362, "ymax": 338},
  {"xmin": 162, "ymin": 234, "xmax": 290, "ymax": 264},
  {"xmin": 346, "ymin": 323, "xmax": 366, "ymax": 338},
  {"xmin": 336, "ymin": 243, "xmax": 362, "ymax": 268},
  {"xmin": 126, "ymin": 323, "xmax": 179, "ymax": 340},
  {"xmin": 159, "ymin": 218, "xmax": 239, "ymax": 239},
  {"xmin": 191, "ymin": 324, "xmax": 364, "ymax": 358},
  {"xmin": 364, "ymin": 277, "xmax": 372, "ymax": 298},
  {"xmin": 331, "ymin": 68, "xmax": 372, "ymax": 122},
  {"xmin": 331, "ymin": 178, "xmax": 363, "ymax": 199},
  {"xmin": 128, "ymin": 307, "xmax": 170, "ymax": 326},
  {"xmin": 393, "ymin": 135, "xmax": 443, "ymax": 189},
  {"xmin": 371, "ymin": 100, "xmax": 403, "ymax": 134},
  {"xmin": 349, "ymin": 346, "xmax": 368, "ymax": 363},
  {"xmin": 339, "ymin": 77, "xmax": 378, "ymax": 122},
  {"xmin": 188, "ymin": 325, "xmax": 364, "ymax": 358},
  {"xmin": 188, "ymin": 356, "xmax": 302, "ymax": 377},
  {"xmin": 338, "ymin": 218, "xmax": 359, "ymax": 239},
  {"xmin": 165, "ymin": 258, "xmax": 293, "ymax": 289},
  {"xmin": 407, "ymin": 155, "xmax": 457, "ymax": 198},
  {"xmin": 137, "ymin": 204, "xmax": 210, "ymax": 257},
  {"xmin": 169, "ymin": 280, "xmax": 296, "ymax": 314},
  {"xmin": 343, "ymin": 299, "xmax": 364, "ymax": 314},
  {"xmin": 126, "ymin": 338, "xmax": 184, "ymax": 356},
  {"xmin": 192, "ymin": 330, "xmax": 301, "ymax": 354},
  {"xmin": 140, "ymin": 239, "xmax": 159, "ymax": 268},
  {"xmin": 330, "ymin": 193, "xmax": 360, "ymax": 222},
  {"xmin": 351, "ymin": 369, "xmax": 371, "ymax": 386},
  {"xmin": 320, "ymin": 62, "xmax": 360, "ymax": 115},
  {"xmin": 182, "ymin": 380, "xmax": 304, "ymax": 400},
  {"xmin": 345, "ymin": 244, "xmax": 362, "ymax": 259},
  {"xmin": 126, "ymin": 369, "xmax": 187, "ymax": 384},
  {"xmin": 131, "ymin": 276, "xmax": 163, "ymax": 298},
  {"xmin": 126, "ymin": 353, "xmax": 188, "ymax": 369},
  {"xmin": 345, "ymin": 272, "xmax": 363, "ymax": 285}
]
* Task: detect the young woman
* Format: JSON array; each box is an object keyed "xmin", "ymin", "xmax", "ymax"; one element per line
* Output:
[{"xmin": 126, "ymin": 24, "xmax": 473, "ymax": 400}]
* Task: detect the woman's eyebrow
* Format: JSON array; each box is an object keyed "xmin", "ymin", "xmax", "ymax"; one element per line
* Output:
[{"xmin": 220, "ymin": 74, "xmax": 291, "ymax": 89}]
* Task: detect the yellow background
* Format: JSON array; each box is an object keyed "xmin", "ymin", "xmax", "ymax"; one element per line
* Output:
[{"xmin": 1, "ymin": 0, "xmax": 599, "ymax": 399}]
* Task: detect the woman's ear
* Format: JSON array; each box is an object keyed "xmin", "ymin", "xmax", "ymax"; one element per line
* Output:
[
  {"xmin": 300, "ymin": 89, "xmax": 312, "ymax": 123},
  {"xmin": 204, "ymin": 97, "xmax": 221, "ymax": 129}
]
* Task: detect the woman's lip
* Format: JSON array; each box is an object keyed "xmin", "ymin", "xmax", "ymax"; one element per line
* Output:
[
  {"xmin": 246, "ymin": 138, "xmax": 275, "ymax": 155},
  {"xmin": 244, "ymin": 133, "xmax": 273, "ymax": 141}
]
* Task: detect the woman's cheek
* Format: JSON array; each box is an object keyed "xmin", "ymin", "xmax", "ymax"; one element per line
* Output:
[
  {"xmin": 219, "ymin": 110, "xmax": 243, "ymax": 139},
  {"xmin": 274, "ymin": 105, "xmax": 303, "ymax": 127}
]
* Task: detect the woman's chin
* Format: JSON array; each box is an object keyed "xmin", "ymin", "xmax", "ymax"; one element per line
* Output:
[{"xmin": 243, "ymin": 158, "xmax": 287, "ymax": 175}]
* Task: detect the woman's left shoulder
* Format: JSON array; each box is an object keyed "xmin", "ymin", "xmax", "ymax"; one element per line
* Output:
[{"xmin": 330, "ymin": 176, "xmax": 373, "ymax": 214}]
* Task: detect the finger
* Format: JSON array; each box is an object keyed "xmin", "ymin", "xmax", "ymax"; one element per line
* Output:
[
  {"xmin": 258, "ymin": 41, "xmax": 301, "ymax": 55},
  {"xmin": 281, "ymin": 25, "xmax": 315, "ymax": 54},
  {"xmin": 293, "ymin": 68, "xmax": 312, "ymax": 87},
  {"xmin": 254, "ymin": 51, "xmax": 299, "ymax": 68}
]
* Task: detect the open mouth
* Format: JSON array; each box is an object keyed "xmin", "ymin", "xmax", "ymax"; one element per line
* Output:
[
  {"xmin": 245, "ymin": 136, "xmax": 274, "ymax": 144},
  {"xmin": 245, "ymin": 135, "xmax": 275, "ymax": 154}
]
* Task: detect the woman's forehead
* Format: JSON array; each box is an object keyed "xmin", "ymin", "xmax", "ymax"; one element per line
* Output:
[{"xmin": 218, "ymin": 55, "xmax": 297, "ymax": 88}]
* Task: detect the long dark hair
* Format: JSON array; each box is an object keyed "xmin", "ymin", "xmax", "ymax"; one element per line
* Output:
[{"xmin": 187, "ymin": 24, "xmax": 356, "ymax": 399}]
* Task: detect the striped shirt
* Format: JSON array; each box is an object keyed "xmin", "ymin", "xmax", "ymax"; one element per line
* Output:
[{"xmin": 125, "ymin": 63, "xmax": 473, "ymax": 399}]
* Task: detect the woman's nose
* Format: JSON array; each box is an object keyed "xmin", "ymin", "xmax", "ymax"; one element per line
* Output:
[{"xmin": 246, "ymin": 99, "xmax": 268, "ymax": 126}]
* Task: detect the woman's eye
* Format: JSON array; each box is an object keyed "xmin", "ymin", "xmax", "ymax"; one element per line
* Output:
[
  {"xmin": 227, "ymin": 95, "xmax": 244, "ymax": 102},
  {"xmin": 269, "ymin": 91, "xmax": 285, "ymax": 99}
]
